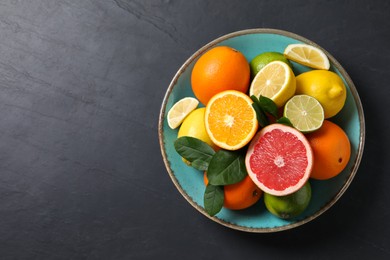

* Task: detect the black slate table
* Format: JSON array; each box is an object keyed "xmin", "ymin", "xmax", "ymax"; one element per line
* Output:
[{"xmin": 0, "ymin": 0, "xmax": 389, "ymax": 259}]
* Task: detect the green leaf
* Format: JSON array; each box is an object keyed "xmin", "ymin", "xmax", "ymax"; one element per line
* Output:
[
  {"xmin": 250, "ymin": 94, "xmax": 260, "ymax": 105},
  {"xmin": 251, "ymin": 95, "xmax": 270, "ymax": 127},
  {"xmin": 191, "ymin": 159, "xmax": 209, "ymax": 171},
  {"xmin": 204, "ymin": 184, "xmax": 224, "ymax": 216},
  {"xmin": 259, "ymin": 95, "xmax": 279, "ymax": 118},
  {"xmin": 174, "ymin": 136, "xmax": 215, "ymax": 171},
  {"xmin": 207, "ymin": 150, "xmax": 247, "ymax": 186},
  {"xmin": 277, "ymin": 116, "xmax": 294, "ymax": 127},
  {"xmin": 252, "ymin": 102, "xmax": 269, "ymax": 127}
]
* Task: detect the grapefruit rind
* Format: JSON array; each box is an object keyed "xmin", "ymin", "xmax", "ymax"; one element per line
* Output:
[{"xmin": 245, "ymin": 124, "xmax": 313, "ymax": 196}]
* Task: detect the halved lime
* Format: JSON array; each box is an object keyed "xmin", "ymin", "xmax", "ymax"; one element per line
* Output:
[{"xmin": 283, "ymin": 95, "xmax": 324, "ymax": 133}]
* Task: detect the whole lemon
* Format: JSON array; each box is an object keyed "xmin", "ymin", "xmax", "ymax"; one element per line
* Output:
[
  {"xmin": 295, "ymin": 70, "xmax": 346, "ymax": 118},
  {"xmin": 178, "ymin": 107, "xmax": 217, "ymax": 150}
]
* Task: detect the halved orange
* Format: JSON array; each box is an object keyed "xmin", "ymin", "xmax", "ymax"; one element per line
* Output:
[{"xmin": 205, "ymin": 90, "xmax": 258, "ymax": 150}]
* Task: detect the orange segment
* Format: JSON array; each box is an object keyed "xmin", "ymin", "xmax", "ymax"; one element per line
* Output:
[{"xmin": 205, "ymin": 90, "xmax": 258, "ymax": 150}]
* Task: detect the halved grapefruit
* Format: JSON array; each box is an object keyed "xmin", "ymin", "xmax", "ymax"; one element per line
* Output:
[{"xmin": 245, "ymin": 124, "xmax": 313, "ymax": 196}]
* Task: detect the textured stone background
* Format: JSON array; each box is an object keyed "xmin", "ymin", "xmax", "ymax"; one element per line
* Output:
[{"xmin": 0, "ymin": 0, "xmax": 389, "ymax": 259}]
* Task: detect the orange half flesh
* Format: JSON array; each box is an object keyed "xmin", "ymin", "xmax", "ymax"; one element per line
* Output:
[{"xmin": 205, "ymin": 90, "xmax": 258, "ymax": 150}]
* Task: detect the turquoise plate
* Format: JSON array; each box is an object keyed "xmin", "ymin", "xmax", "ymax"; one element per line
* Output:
[{"xmin": 158, "ymin": 29, "xmax": 365, "ymax": 232}]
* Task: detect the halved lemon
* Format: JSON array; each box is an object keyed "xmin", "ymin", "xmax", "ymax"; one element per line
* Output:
[
  {"xmin": 284, "ymin": 95, "xmax": 324, "ymax": 133},
  {"xmin": 284, "ymin": 43, "xmax": 330, "ymax": 70},
  {"xmin": 167, "ymin": 97, "xmax": 199, "ymax": 129},
  {"xmin": 249, "ymin": 61, "xmax": 296, "ymax": 107},
  {"xmin": 205, "ymin": 90, "xmax": 258, "ymax": 150}
]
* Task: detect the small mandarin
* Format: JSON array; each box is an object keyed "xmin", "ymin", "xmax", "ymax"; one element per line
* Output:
[{"xmin": 204, "ymin": 172, "xmax": 262, "ymax": 210}]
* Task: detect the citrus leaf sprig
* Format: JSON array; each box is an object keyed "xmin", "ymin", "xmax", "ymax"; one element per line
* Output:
[
  {"xmin": 204, "ymin": 185, "xmax": 224, "ymax": 217},
  {"xmin": 174, "ymin": 136, "xmax": 247, "ymax": 216},
  {"xmin": 251, "ymin": 95, "xmax": 293, "ymax": 127},
  {"xmin": 207, "ymin": 150, "xmax": 246, "ymax": 186},
  {"xmin": 174, "ymin": 137, "xmax": 215, "ymax": 171}
]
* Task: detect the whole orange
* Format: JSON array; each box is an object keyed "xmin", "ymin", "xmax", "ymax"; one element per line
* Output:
[
  {"xmin": 306, "ymin": 120, "xmax": 351, "ymax": 180},
  {"xmin": 191, "ymin": 46, "xmax": 250, "ymax": 106},
  {"xmin": 204, "ymin": 172, "xmax": 262, "ymax": 210}
]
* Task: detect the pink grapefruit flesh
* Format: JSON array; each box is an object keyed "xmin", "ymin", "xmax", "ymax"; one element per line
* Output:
[{"xmin": 245, "ymin": 124, "xmax": 313, "ymax": 196}]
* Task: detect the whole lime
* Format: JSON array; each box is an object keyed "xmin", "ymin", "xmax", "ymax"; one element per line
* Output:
[
  {"xmin": 264, "ymin": 181, "xmax": 311, "ymax": 219},
  {"xmin": 250, "ymin": 52, "xmax": 292, "ymax": 78}
]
